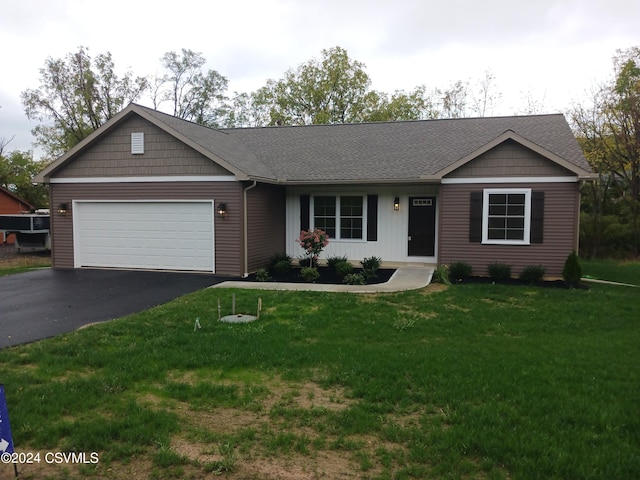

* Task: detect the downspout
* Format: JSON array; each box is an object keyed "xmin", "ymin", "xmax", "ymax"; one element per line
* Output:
[{"xmin": 243, "ymin": 181, "xmax": 258, "ymax": 277}]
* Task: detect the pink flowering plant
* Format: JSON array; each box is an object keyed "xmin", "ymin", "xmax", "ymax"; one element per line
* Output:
[{"xmin": 296, "ymin": 228, "xmax": 330, "ymax": 267}]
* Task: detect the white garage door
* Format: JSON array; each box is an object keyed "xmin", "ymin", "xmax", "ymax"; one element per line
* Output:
[{"xmin": 74, "ymin": 201, "xmax": 215, "ymax": 272}]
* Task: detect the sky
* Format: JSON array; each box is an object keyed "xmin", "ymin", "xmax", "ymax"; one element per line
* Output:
[{"xmin": 1, "ymin": 0, "xmax": 639, "ymax": 159}]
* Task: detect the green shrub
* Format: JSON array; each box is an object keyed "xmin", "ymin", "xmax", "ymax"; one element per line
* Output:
[
  {"xmin": 269, "ymin": 253, "xmax": 292, "ymax": 269},
  {"xmin": 487, "ymin": 262, "xmax": 512, "ymax": 281},
  {"xmin": 562, "ymin": 251, "xmax": 582, "ymax": 287},
  {"xmin": 255, "ymin": 268, "xmax": 272, "ymax": 282},
  {"xmin": 519, "ymin": 265, "xmax": 546, "ymax": 284},
  {"xmin": 343, "ymin": 273, "xmax": 366, "ymax": 285},
  {"xmin": 361, "ymin": 256, "xmax": 382, "ymax": 271},
  {"xmin": 449, "ymin": 261, "xmax": 473, "ymax": 281},
  {"xmin": 432, "ymin": 264, "xmax": 451, "ymax": 285},
  {"xmin": 273, "ymin": 259, "xmax": 292, "ymax": 276},
  {"xmin": 327, "ymin": 255, "xmax": 349, "ymax": 272},
  {"xmin": 335, "ymin": 260, "xmax": 354, "ymax": 278},
  {"xmin": 301, "ymin": 267, "xmax": 320, "ymax": 283}
]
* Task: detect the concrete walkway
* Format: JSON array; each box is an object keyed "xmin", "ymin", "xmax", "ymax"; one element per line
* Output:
[{"xmin": 212, "ymin": 265, "xmax": 434, "ymax": 293}]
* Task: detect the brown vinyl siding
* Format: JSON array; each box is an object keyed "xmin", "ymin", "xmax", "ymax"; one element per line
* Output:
[
  {"xmin": 57, "ymin": 117, "xmax": 233, "ymax": 177},
  {"xmin": 49, "ymin": 182, "xmax": 244, "ymax": 276},
  {"xmin": 438, "ymin": 182, "xmax": 580, "ymax": 277},
  {"xmin": 246, "ymin": 184, "xmax": 286, "ymax": 272},
  {"xmin": 446, "ymin": 139, "xmax": 574, "ymax": 178}
]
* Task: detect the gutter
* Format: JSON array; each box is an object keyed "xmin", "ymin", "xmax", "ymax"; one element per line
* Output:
[{"xmin": 242, "ymin": 181, "xmax": 258, "ymax": 277}]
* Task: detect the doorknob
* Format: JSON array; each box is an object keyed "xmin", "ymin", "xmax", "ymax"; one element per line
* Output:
[{"xmin": 408, "ymin": 236, "xmax": 412, "ymax": 241}]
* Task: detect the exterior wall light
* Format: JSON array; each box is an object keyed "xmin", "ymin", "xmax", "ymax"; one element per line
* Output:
[
  {"xmin": 57, "ymin": 203, "xmax": 68, "ymax": 216},
  {"xmin": 393, "ymin": 197, "xmax": 400, "ymax": 211},
  {"xmin": 216, "ymin": 202, "xmax": 227, "ymax": 218}
]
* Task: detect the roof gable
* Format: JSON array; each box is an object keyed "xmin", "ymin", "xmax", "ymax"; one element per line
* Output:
[
  {"xmin": 0, "ymin": 186, "xmax": 33, "ymax": 211},
  {"xmin": 37, "ymin": 104, "xmax": 593, "ymax": 184},
  {"xmin": 436, "ymin": 130, "xmax": 593, "ymax": 180}
]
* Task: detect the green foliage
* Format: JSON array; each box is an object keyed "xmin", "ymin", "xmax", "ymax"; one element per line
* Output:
[
  {"xmin": 274, "ymin": 259, "xmax": 292, "ymax": 276},
  {"xmin": 255, "ymin": 268, "xmax": 272, "ymax": 282},
  {"xmin": 432, "ymin": 264, "xmax": 451, "ymax": 285},
  {"xmin": 571, "ymin": 46, "xmax": 640, "ymax": 257},
  {"xmin": 268, "ymin": 253, "xmax": 292, "ymax": 268},
  {"xmin": 300, "ymin": 267, "xmax": 320, "ymax": 282},
  {"xmin": 0, "ymin": 149, "xmax": 49, "ymax": 207},
  {"xmin": 361, "ymin": 256, "xmax": 382, "ymax": 271},
  {"xmin": 449, "ymin": 261, "xmax": 473, "ymax": 281},
  {"xmin": 335, "ymin": 260, "xmax": 354, "ymax": 278},
  {"xmin": 487, "ymin": 262, "xmax": 512, "ymax": 281},
  {"xmin": 562, "ymin": 251, "xmax": 583, "ymax": 287},
  {"xmin": 580, "ymin": 212, "xmax": 634, "ymax": 258},
  {"xmin": 21, "ymin": 46, "xmax": 148, "ymax": 159},
  {"xmin": 343, "ymin": 273, "xmax": 366, "ymax": 285},
  {"xmin": 268, "ymin": 46, "xmax": 372, "ymax": 125},
  {"xmin": 156, "ymin": 48, "xmax": 229, "ymax": 127},
  {"xmin": 519, "ymin": 265, "xmax": 546, "ymax": 284},
  {"xmin": 326, "ymin": 255, "xmax": 349, "ymax": 272}
]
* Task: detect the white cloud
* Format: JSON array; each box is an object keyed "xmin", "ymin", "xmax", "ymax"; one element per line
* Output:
[{"xmin": 0, "ymin": 0, "xmax": 639, "ymax": 156}]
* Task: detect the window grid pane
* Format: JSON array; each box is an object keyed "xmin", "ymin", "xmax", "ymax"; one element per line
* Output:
[
  {"xmin": 314, "ymin": 196, "xmax": 336, "ymax": 237},
  {"xmin": 312, "ymin": 195, "xmax": 364, "ymax": 240},
  {"xmin": 339, "ymin": 196, "xmax": 363, "ymax": 239},
  {"xmin": 487, "ymin": 193, "xmax": 525, "ymax": 241}
]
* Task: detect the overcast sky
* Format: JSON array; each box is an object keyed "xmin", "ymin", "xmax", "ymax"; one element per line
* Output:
[{"xmin": 1, "ymin": 0, "xmax": 639, "ymax": 158}]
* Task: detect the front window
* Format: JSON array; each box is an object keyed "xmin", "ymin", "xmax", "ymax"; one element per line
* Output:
[
  {"xmin": 313, "ymin": 195, "xmax": 364, "ymax": 240},
  {"xmin": 482, "ymin": 189, "xmax": 531, "ymax": 244}
]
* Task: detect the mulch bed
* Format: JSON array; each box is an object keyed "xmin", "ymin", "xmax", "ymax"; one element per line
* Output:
[{"xmin": 244, "ymin": 267, "xmax": 396, "ymax": 285}]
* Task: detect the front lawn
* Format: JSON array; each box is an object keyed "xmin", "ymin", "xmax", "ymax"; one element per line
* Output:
[
  {"xmin": 582, "ymin": 258, "xmax": 640, "ymax": 285},
  {"xmin": 0, "ymin": 271, "xmax": 638, "ymax": 479}
]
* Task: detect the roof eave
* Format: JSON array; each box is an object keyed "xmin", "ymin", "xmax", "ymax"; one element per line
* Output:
[{"xmin": 276, "ymin": 177, "xmax": 441, "ymax": 186}]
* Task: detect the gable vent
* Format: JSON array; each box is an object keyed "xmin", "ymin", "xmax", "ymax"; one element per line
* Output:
[{"xmin": 131, "ymin": 132, "xmax": 144, "ymax": 154}]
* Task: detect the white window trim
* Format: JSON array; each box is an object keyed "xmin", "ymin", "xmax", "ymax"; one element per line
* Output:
[
  {"xmin": 310, "ymin": 194, "xmax": 367, "ymax": 242},
  {"xmin": 482, "ymin": 188, "xmax": 531, "ymax": 245}
]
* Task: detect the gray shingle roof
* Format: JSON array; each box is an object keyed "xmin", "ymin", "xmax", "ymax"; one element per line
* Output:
[
  {"xmin": 37, "ymin": 104, "xmax": 592, "ymax": 184},
  {"xmin": 217, "ymin": 114, "xmax": 591, "ymax": 183}
]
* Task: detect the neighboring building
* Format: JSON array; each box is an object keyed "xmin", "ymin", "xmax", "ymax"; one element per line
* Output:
[
  {"xmin": 0, "ymin": 186, "xmax": 33, "ymax": 244},
  {"xmin": 35, "ymin": 104, "xmax": 595, "ymax": 277}
]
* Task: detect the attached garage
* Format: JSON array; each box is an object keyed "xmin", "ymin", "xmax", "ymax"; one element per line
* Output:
[{"xmin": 73, "ymin": 201, "xmax": 215, "ymax": 272}]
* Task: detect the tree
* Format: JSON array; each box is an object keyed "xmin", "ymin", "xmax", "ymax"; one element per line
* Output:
[
  {"xmin": 268, "ymin": 46, "xmax": 373, "ymax": 125},
  {"xmin": 154, "ymin": 49, "xmax": 229, "ymax": 127},
  {"xmin": 470, "ymin": 69, "xmax": 502, "ymax": 117},
  {"xmin": 225, "ymin": 88, "xmax": 275, "ymax": 128},
  {"xmin": 363, "ymin": 86, "xmax": 438, "ymax": 122},
  {"xmin": 21, "ymin": 47, "xmax": 148, "ymax": 159},
  {"xmin": 0, "ymin": 149, "xmax": 48, "ymax": 208},
  {"xmin": 436, "ymin": 80, "xmax": 469, "ymax": 118},
  {"xmin": 570, "ymin": 46, "xmax": 640, "ymax": 256}
]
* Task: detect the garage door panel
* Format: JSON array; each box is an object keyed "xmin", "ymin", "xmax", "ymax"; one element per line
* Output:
[{"xmin": 74, "ymin": 201, "xmax": 214, "ymax": 272}]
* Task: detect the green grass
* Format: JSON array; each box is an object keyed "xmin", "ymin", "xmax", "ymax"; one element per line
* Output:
[
  {"xmin": 582, "ymin": 258, "xmax": 640, "ymax": 285},
  {"xmin": 0, "ymin": 262, "xmax": 639, "ymax": 479},
  {"xmin": 0, "ymin": 253, "xmax": 51, "ymax": 276}
]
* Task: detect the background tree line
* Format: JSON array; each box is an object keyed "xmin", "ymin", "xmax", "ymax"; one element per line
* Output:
[{"xmin": 2, "ymin": 45, "xmax": 639, "ymax": 258}]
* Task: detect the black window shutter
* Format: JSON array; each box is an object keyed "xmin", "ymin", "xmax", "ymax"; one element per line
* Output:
[
  {"xmin": 530, "ymin": 191, "xmax": 544, "ymax": 243},
  {"xmin": 469, "ymin": 191, "xmax": 483, "ymax": 243},
  {"xmin": 367, "ymin": 195, "xmax": 378, "ymax": 241},
  {"xmin": 300, "ymin": 195, "xmax": 310, "ymax": 231}
]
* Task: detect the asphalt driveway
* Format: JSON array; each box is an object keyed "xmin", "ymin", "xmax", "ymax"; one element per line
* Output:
[{"xmin": 0, "ymin": 269, "xmax": 231, "ymax": 348}]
